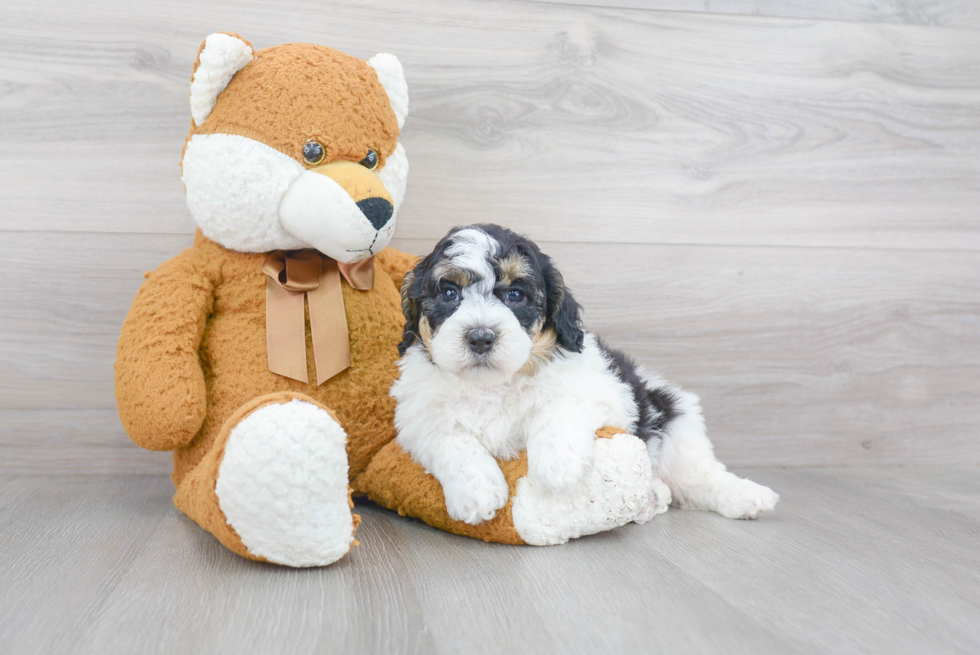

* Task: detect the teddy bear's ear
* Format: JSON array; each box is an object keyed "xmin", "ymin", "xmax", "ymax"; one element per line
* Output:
[
  {"xmin": 189, "ymin": 33, "xmax": 255, "ymax": 126},
  {"xmin": 367, "ymin": 53, "xmax": 409, "ymax": 130}
]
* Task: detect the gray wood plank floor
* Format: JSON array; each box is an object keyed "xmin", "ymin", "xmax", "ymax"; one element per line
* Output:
[{"xmin": 2, "ymin": 467, "xmax": 979, "ymax": 654}]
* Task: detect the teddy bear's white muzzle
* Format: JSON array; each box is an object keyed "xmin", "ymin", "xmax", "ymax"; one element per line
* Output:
[{"xmin": 279, "ymin": 167, "xmax": 396, "ymax": 264}]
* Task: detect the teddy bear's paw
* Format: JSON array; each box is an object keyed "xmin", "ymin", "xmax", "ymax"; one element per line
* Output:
[
  {"xmin": 713, "ymin": 477, "xmax": 780, "ymax": 520},
  {"xmin": 633, "ymin": 478, "xmax": 672, "ymax": 524},
  {"xmin": 215, "ymin": 399, "xmax": 355, "ymax": 567},
  {"xmin": 443, "ymin": 464, "xmax": 509, "ymax": 525},
  {"xmin": 513, "ymin": 434, "xmax": 654, "ymax": 546}
]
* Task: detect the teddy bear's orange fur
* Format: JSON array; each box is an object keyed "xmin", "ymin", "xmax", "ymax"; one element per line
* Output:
[{"xmin": 116, "ymin": 231, "xmax": 412, "ymax": 552}]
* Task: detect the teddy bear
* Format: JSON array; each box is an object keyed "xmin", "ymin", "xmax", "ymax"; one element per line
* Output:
[{"xmin": 115, "ymin": 33, "xmax": 658, "ymax": 568}]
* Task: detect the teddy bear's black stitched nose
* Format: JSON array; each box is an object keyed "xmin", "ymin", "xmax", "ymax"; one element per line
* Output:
[{"xmin": 356, "ymin": 197, "xmax": 394, "ymax": 231}]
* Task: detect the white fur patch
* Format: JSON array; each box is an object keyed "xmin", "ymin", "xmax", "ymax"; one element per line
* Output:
[
  {"xmin": 190, "ymin": 33, "xmax": 253, "ymax": 126},
  {"xmin": 215, "ymin": 399, "xmax": 354, "ymax": 567},
  {"xmin": 367, "ymin": 53, "xmax": 408, "ymax": 129},
  {"xmin": 644, "ymin": 377, "xmax": 780, "ymax": 519},
  {"xmin": 182, "ymin": 133, "xmax": 306, "ymax": 252},
  {"xmin": 445, "ymin": 228, "xmax": 499, "ymax": 294},
  {"xmin": 512, "ymin": 434, "xmax": 654, "ymax": 546}
]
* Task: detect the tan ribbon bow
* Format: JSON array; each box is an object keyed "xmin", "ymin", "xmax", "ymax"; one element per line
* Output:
[{"xmin": 262, "ymin": 250, "xmax": 375, "ymax": 385}]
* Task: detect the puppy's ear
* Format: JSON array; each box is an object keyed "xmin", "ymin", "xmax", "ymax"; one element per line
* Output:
[
  {"xmin": 397, "ymin": 264, "xmax": 425, "ymax": 356},
  {"xmin": 543, "ymin": 256, "xmax": 584, "ymax": 353}
]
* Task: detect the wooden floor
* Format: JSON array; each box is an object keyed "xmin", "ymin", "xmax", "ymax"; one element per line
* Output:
[{"xmin": 2, "ymin": 466, "xmax": 978, "ymax": 654}]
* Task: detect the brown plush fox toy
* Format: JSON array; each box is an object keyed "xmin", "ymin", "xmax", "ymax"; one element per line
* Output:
[{"xmin": 115, "ymin": 33, "xmax": 656, "ymax": 567}]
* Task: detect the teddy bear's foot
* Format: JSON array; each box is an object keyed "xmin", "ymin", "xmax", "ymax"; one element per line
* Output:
[
  {"xmin": 212, "ymin": 397, "xmax": 357, "ymax": 567},
  {"xmin": 510, "ymin": 433, "xmax": 654, "ymax": 546},
  {"xmin": 175, "ymin": 392, "xmax": 357, "ymax": 567}
]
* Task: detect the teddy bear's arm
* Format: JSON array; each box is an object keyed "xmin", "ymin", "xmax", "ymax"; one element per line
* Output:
[
  {"xmin": 375, "ymin": 247, "xmax": 420, "ymax": 291},
  {"xmin": 115, "ymin": 249, "xmax": 214, "ymax": 451}
]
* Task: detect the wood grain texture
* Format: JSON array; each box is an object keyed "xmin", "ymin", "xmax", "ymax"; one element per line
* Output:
[
  {"xmin": 2, "ymin": 232, "xmax": 977, "ymax": 470},
  {"xmin": 0, "ymin": 409, "xmax": 171, "ymax": 475},
  {"xmin": 2, "ymin": 468, "xmax": 979, "ymax": 654},
  {"xmin": 1, "ymin": 0, "xmax": 978, "ymax": 249},
  {"xmin": 520, "ymin": 0, "xmax": 980, "ymax": 30},
  {"xmin": 0, "ymin": 476, "xmax": 169, "ymax": 655},
  {"xmin": 542, "ymin": 239, "xmax": 980, "ymax": 467},
  {"xmin": 1, "ymin": 0, "xmax": 977, "ymax": 471}
]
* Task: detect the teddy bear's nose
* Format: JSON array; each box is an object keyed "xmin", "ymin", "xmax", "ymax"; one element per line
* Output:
[{"xmin": 356, "ymin": 197, "xmax": 394, "ymax": 231}]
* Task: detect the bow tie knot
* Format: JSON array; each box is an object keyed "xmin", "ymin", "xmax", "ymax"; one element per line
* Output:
[{"xmin": 262, "ymin": 249, "xmax": 375, "ymax": 385}]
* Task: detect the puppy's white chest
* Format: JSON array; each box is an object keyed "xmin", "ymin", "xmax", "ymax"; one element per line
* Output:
[{"xmin": 452, "ymin": 384, "xmax": 533, "ymax": 459}]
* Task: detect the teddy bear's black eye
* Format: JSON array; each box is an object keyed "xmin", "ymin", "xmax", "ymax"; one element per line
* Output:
[
  {"xmin": 303, "ymin": 140, "xmax": 325, "ymax": 165},
  {"xmin": 359, "ymin": 149, "xmax": 379, "ymax": 170}
]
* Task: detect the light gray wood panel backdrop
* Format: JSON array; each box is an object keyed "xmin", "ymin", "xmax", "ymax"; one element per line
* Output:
[{"xmin": 1, "ymin": 0, "xmax": 978, "ymax": 472}]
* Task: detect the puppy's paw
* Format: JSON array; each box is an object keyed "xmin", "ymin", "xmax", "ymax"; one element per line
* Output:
[
  {"xmin": 528, "ymin": 437, "xmax": 594, "ymax": 493},
  {"xmin": 634, "ymin": 478, "xmax": 672, "ymax": 524},
  {"xmin": 443, "ymin": 465, "xmax": 509, "ymax": 525},
  {"xmin": 716, "ymin": 478, "xmax": 779, "ymax": 520}
]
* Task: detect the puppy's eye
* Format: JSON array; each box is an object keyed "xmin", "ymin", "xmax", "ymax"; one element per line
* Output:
[
  {"xmin": 303, "ymin": 140, "xmax": 325, "ymax": 165},
  {"xmin": 359, "ymin": 149, "xmax": 379, "ymax": 170},
  {"xmin": 440, "ymin": 288, "xmax": 459, "ymax": 302},
  {"xmin": 506, "ymin": 289, "xmax": 525, "ymax": 303}
]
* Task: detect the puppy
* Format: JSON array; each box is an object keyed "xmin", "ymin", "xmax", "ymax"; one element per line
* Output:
[{"xmin": 391, "ymin": 224, "xmax": 778, "ymax": 525}]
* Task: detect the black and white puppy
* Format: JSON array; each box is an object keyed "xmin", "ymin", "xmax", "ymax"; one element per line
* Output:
[{"xmin": 391, "ymin": 224, "xmax": 778, "ymax": 526}]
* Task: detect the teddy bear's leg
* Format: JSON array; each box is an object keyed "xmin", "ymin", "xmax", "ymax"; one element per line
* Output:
[
  {"xmin": 353, "ymin": 428, "xmax": 656, "ymax": 546},
  {"xmin": 509, "ymin": 430, "xmax": 657, "ymax": 545},
  {"xmin": 174, "ymin": 391, "xmax": 358, "ymax": 567}
]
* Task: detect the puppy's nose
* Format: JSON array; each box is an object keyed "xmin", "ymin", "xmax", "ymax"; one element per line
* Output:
[
  {"xmin": 356, "ymin": 197, "xmax": 394, "ymax": 231},
  {"xmin": 466, "ymin": 328, "xmax": 496, "ymax": 354}
]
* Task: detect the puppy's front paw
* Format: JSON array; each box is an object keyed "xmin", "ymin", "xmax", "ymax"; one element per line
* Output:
[
  {"xmin": 528, "ymin": 437, "xmax": 594, "ymax": 493},
  {"xmin": 443, "ymin": 465, "xmax": 509, "ymax": 525}
]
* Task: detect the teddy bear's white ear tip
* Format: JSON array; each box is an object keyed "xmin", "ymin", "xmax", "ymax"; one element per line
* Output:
[
  {"xmin": 190, "ymin": 33, "xmax": 254, "ymax": 126},
  {"xmin": 368, "ymin": 53, "xmax": 409, "ymax": 130}
]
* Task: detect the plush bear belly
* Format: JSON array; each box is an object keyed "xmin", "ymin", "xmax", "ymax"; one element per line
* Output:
[{"xmin": 171, "ymin": 238, "xmax": 404, "ymax": 486}]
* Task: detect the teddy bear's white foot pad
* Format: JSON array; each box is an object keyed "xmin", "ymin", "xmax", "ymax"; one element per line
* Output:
[
  {"xmin": 215, "ymin": 399, "xmax": 354, "ymax": 567},
  {"xmin": 511, "ymin": 434, "xmax": 654, "ymax": 546}
]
